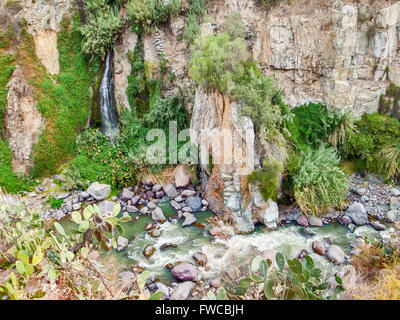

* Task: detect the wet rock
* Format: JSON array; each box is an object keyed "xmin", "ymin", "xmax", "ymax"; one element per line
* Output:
[
  {"xmin": 120, "ymin": 188, "xmax": 134, "ymax": 202},
  {"xmin": 140, "ymin": 206, "xmax": 150, "ymax": 215},
  {"xmin": 312, "ymin": 241, "xmax": 325, "ymax": 256},
  {"xmin": 297, "ymin": 249, "xmax": 308, "ymax": 260},
  {"xmin": 152, "ymin": 207, "xmax": 166, "ymax": 222},
  {"xmin": 145, "ymin": 223, "xmax": 153, "ymax": 231},
  {"xmin": 150, "ymin": 229, "xmax": 162, "ymax": 237},
  {"xmin": 117, "ymin": 236, "xmax": 129, "ymax": 251},
  {"xmin": 345, "ymin": 202, "xmax": 368, "ymax": 226},
  {"xmin": 202, "ymin": 200, "xmax": 209, "ymax": 206},
  {"xmin": 169, "ymin": 281, "xmax": 195, "ymax": 300},
  {"xmin": 87, "ymin": 182, "xmax": 111, "ymax": 201},
  {"xmin": 347, "ymin": 223, "xmax": 356, "ymax": 232},
  {"xmin": 386, "ymin": 209, "xmax": 400, "ymax": 223},
  {"xmin": 208, "ymin": 227, "xmax": 222, "ymax": 237},
  {"xmin": 327, "ymin": 245, "xmax": 346, "ymax": 264},
  {"xmin": 370, "ymin": 221, "xmax": 386, "ymax": 231},
  {"xmin": 143, "ymin": 244, "xmax": 156, "ymax": 258},
  {"xmin": 174, "ymin": 165, "xmax": 191, "ymax": 188},
  {"xmin": 131, "ymin": 195, "xmax": 140, "ymax": 205},
  {"xmin": 170, "ymin": 200, "xmax": 182, "ymax": 210},
  {"xmin": 147, "ymin": 201, "xmax": 157, "ymax": 210},
  {"xmin": 308, "ymin": 216, "xmax": 323, "ymax": 227},
  {"xmin": 152, "ymin": 184, "xmax": 162, "ymax": 193},
  {"xmin": 338, "ymin": 215, "xmax": 352, "ymax": 225},
  {"xmin": 182, "ymin": 214, "xmax": 197, "ymax": 227},
  {"xmin": 97, "ymin": 200, "xmax": 117, "ymax": 217},
  {"xmin": 155, "ymin": 282, "xmax": 170, "ymax": 300},
  {"xmin": 180, "ymin": 190, "xmax": 196, "ymax": 197},
  {"xmin": 185, "ymin": 196, "xmax": 202, "ymax": 211},
  {"xmin": 284, "ymin": 213, "xmax": 301, "ymax": 222},
  {"xmin": 79, "ymin": 191, "xmax": 90, "ymax": 201},
  {"xmin": 193, "ymin": 253, "xmax": 207, "ymax": 266},
  {"xmin": 164, "ymin": 184, "xmax": 178, "ymax": 198},
  {"xmin": 201, "ymin": 206, "xmax": 208, "ymax": 212},
  {"xmin": 299, "ymin": 227, "xmax": 315, "ymax": 238},
  {"xmin": 160, "ymin": 243, "xmax": 177, "ymax": 251},
  {"xmin": 55, "ymin": 193, "xmax": 70, "ymax": 201},
  {"xmin": 182, "ymin": 206, "xmax": 192, "ymax": 212},
  {"xmin": 174, "ymin": 196, "xmax": 184, "ymax": 203},
  {"xmin": 155, "ymin": 191, "xmax": 165, "ymax": 199},
  {"xmin": 127, "ymin": 205, "xmax": 138, "ymax": 213},
  {"xmin": 296, "ymin": 215, "xmax": 309, "ymax": 227},
  {"xmin": 263, "ymin": 199, "xmax": 279, "ymax": 229},
  {"xmin": 171, "ymin": 263, "xmax": 202, "ymax": 282}
]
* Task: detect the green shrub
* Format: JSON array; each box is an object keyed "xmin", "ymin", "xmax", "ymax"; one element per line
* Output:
[
  {"xmin": 189, "ymin": 33, "xmax": 249, "ymax": 93},
  {"xmin": 288, "ymin": 102, "xmax": 342, "ymax": 149},
  {"xmin": 328, "ymin": 109, "xmax": 357, "ymax": 156},
  {"xmin": 254, "ymin": 0, "xmax": 284, "ymax": 10},
  {"xmin": 182, "ymin": 0, "xmax": 210, "ymax": 44},
  {"xmin": 249, "ymin": 158, "xmax": 283, "ymax": 201},
  {"xmin": 79, "ymin": 0, "xmax": 123, "ymax": 60},
  {"xmin": 126, "ymin": 0, "xmax": 183, "ymax": 34},
  {"xmin": 222, "ymin": 12, "xmax": 253, "ymax": 40},
  {"xmin": 288, "ymin": 145, "xmax": 349, "ymax": 216},
  {"xmin": 379, "ymin": 82, "xmax": 400, "ymax": 120}
]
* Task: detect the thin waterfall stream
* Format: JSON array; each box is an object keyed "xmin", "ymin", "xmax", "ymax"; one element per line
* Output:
[{"xmin": 99, "ymin": 50, "xmax": 119, "ymax": 137}]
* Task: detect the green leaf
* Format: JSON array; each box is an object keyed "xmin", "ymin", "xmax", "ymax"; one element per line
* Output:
[
  {"xmin": 305, "ymin": 255, "xmax": 314, "ymax": 270},
  {"xmin": 316, "ymin": 282, "xmax": 329, "ymax": 291},
  {"xmin": 47, "ymin": 266, "xmax": 57, "ymax": 281},
  {"xmin": 259, "ymin": 260, "xmax": 269, "ymax": 279},
  {"xmin": 233, "ymin": 286, "xmax": 247, "ymax": 297},
  {"xmin": 148, "ymin": 291, "xmax": 163, "ymax": 300},
  {"xmin": 16, "ymin": 251, "xmax": 29, "ymax": 265},
  {"xmin": 15, "ymin": 261, "xmax": 25, "ymax": 274},
  {"xmin": 275, "ymin": 252, "xmax": 285, "ymax": 272},
  {"xmin": 207, "ymin": 291, "xmax": 217, "ymax": 300},
  {"xmin": 335, "ymin": 275, "xmax": 343, "ymax": 285},
  {"xmin": 251, "ymin": 255, "xmax": 262, "ymax": 273},
  {"xmin": 83, "ymin": 207, "xmax": 93, "ymax": 220},
  {"xmin": 105, "ymin": 217, "xmax": 119, "ymax": 226},
  {"xmin": 311, "ymin": 268, "xmax": 321, "ymax": 278},
  {"xmin": 250, "ymin": 272, "xmax": 264, "ymax": 283},
  {"xmin": 216, "ymin": 288, "xmax": 227, "ymax": 300},
  {"xmin": 289, "ymin": 258, "xmax": 302, "ymax": 274},
  {"xmin": 264, "ymin": 279, "xmax": 273, "ymax": 299},
  {"xmin": 301, "ymin": 269, "xmax": 311, "ymax": 283},
  {"xmin": 32, "ymin": 248, "xmax": 43, "ymax": 266},
  {"xmin": 334, "ymin": 286, "xmax": 345, "ymax": 296},
  {"xmin": 54, "ymin": 222, "xmax": 66, "ymax": 237},
  {"xmin": 113, "ymin": 204, "xmax": 121, "ymax": 216},
  {"xmin": 138, "ymin": 271, "xmax": 150, "ymax": 289},
  {"xmin": 25, "ymin": 264, "xmax": 34, "ymax": 276},
  {"xmin": 119, "ymin": 216, "xmax": 131, "ymax": 223},
  {"xmin": 71, "ymin": 211, "xmax": 82, "ymax": 224},
  {"xmin": 237, "ymin": 277, "xmax": 251, "ymax": 291}
]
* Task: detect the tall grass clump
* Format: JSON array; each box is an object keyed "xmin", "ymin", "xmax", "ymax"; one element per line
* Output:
[{"xmin": 288, "ymin": 145, "xmax": 349, "ymax": 216}]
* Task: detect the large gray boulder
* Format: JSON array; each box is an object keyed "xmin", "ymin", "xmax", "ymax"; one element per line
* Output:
[
  {"xmin": 182, "ymin": 214, "xmax": 197, "ymax": 227},
  {"xmin": 169, "ymin": 281, "xmax": 195, "ymax": 300},
  {"xmin": 120, "ymin": 188, "xmax": 134, "ymax": 202},
  {"xmin": 345, "ymin": 202, "xmax": 368, "ymax": 226},
  {"xmin": 87, "ymin": 182, "xmax": 111, "ymax": 201},
  {"xmin": 185, "ymin": 196, "xmax": 202, "ymax": 212},
  {"xmin": 174, "ymin": 165, "xmax": 191, "ymax": 188},
  {"xmin": 164, "ymin": 184, "xmax": 179, "ymax": 198},
  {"xmin": 152, "ymin": 207, "xmax": 166, "ymax": 222},
  {"xmin": 327, "ymin": 245, "xmax": 346, "ymax": 264},
  {"xmin": 97, "ymin": 200, "xmax": 117, "ymax": 217},
  {"xmin": 171, "ymin": 263, "xmax": 202, "ymax": 282},
  {"xmin": 263, "ymin": 199, "xmax": 279, "ymax": 229}
]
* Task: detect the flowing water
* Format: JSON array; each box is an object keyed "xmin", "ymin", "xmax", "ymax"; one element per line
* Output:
[{"xmin": 99, "ymin": 50, "xmax": 119, "ymax": 137}]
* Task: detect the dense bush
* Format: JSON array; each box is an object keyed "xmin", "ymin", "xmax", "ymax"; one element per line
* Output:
[
  {"xmin": 288, "ymin": 145, "xmax": 349, "ymax": 216},
  {"xmin": 189, "ymin": 33, "xmax": 249, "ymax": 93},
  {"xmin": 249, "ymin": 157, "xmax": 283, "ymax": 201},
  {"xmin": 80, "ymin": 0, "xmax": 123, "ymax": 60},
  {"xmin": 379, "ymin": 82, "xmax": 400, "ymax": 120},
  {"xmin": 126, "ymin": 0, "xmax": 183, "ymax": 34},
  {"xmin": 345, "ymin": 113, "xmax": 400, "ymax": 179}
]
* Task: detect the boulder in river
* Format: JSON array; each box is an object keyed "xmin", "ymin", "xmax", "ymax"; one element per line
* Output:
[
  {"xmin": 296, "ymin": 215, "xmax": 309, "ymax": 227},
  {"xmin": 169, "ymin": 281, "xmax": 195, "ymax": 300},
  {"xmin": 152, "ymin": 207, "xmax": 166, "ymax": 222},
  {"xmin": 308, "ymin": 216, "xmax": 323, "ymax": 227},
  {"xmin": 182, "ymin": 214, "xmax": 197, "ymax": 227},
  {"xmin": 193, "ymin": 252, "xmax": 207, "ymax": 266},
  {"xmin": 174, "ymin": 165, "xmax": 191, "ymax": 188},
  {"xmin": 370, "ymin": 221, "xmax": 386, "ymax": 231},
  {"xmin": 170, "ymin": 200, "xmax": 182, "ymax": 210},
  {"xmin": 338, "ymin": 215, "xmax": 352, "ymax": 225},
  {"xmin": 152, "ymin": 184, "xmax": 162, "ymax": 193},
  {"xmin": 185, "ymin": 196, "xmax": 202, "ymax": 211},
  {"xmin": 120, "ymin": 188, "xmax": 134, "ymax": 202},
  {"xmin": 126, "ymin": 205, "xmax": 138, "ymax": 213},
  {"xmin": 327, "ymin": 245, "xmax": 346, "ymax": 264},
  {"xmin": 97, "ymin": 200, "xmax": 117, "ymax": 217},
  {"xmin": 117, "ymin": 236, "xmax": 129, "ymax": 251},
  {"xmin": 180, "ymin": 190, "xmax": 196, "ymax": 197},
  {"xmin": 143, "ymin": 244, "xmax": 156, "ymax": 258},
  {"xmin": 345, "ymin": 202, "xmax": 368, "ymax": 226},
  {"xmin": 262, "ymin": 199, "xmax": 279, "ymax": 229},
  {"xmin": 312, "ymin": 241, "xmax": 325, "ymax": 256},
  {"xmin": 164, "ymin": 184, "xmax": 178, "ymax": 198},
  {"xmin": 87, "ymin": 182, "xmax": 111, "ymax": 201},
  {"xmin": 208, "ymin": 226, "xmax": 222, "ymax": 237},
  {"xmin": 171, "ymin": 263, "xmax": 202, "ymax": 282},
  {"xmin": 160, "ymin": 243, "xmax": 178, "ymax": 251}
]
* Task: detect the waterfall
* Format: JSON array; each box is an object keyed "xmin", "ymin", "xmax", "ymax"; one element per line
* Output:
[{"xmin": 99, "ymin": 50, "xmax": 119, "ymax": 138}]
